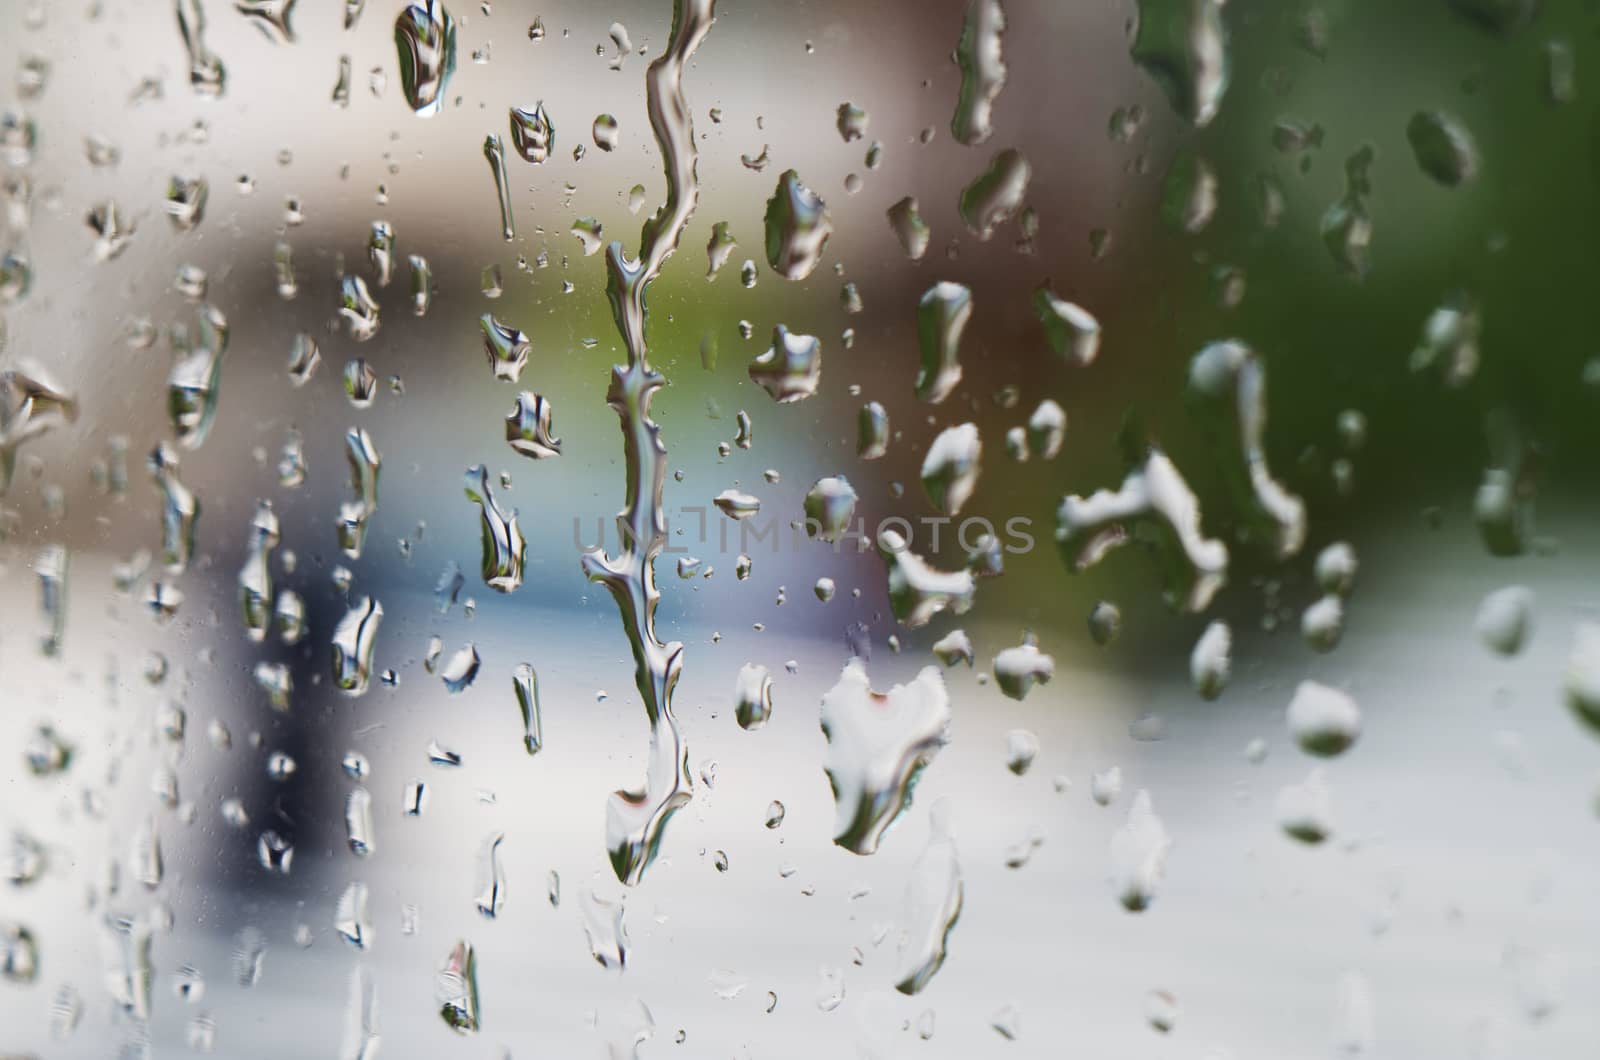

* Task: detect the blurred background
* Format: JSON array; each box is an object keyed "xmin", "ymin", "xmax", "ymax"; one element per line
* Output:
[{"xmin": 3, "ymin": 0, "xmax": 1600, "ymax": 1056}]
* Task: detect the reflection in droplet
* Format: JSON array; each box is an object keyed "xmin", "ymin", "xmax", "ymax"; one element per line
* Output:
[
  {"xmin": 149, "ymin": 443, "xmax": 199, "ymax": 574},
  {"xmin": 506, "ymin": 391, "xmax": 560, "ymax": 458}
]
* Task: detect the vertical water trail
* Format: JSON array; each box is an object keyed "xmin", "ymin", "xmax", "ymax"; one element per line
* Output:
[{"xmin": 579, "ymin": 0, "xmax": 715, "ymax": 886}]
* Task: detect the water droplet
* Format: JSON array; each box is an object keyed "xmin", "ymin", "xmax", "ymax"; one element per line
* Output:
[
  {"xmin": 880, "ymin": 528, "xmax": 976, "ymax": 628},
  {"xmin": 764, "ymin": 170, "xmax": 832, "ymax": 280},
  {"xmin": 439, "ymin": 643, "xmax": 482, "ymax": 694},
  {"xmin": 1407, "ymin": 110, "xmax": 1478, "ymax": 187},
  {"xmin": 1027, "ymin": 399, "xmax": 1066, "ymax": 459},
  {"xmin": 713, "ymin": 488, "xmax": 761, "ymax": 521},
  {"xmin": 336, "ymin": 427, "xmax": 381, "ymax": 559},
  {"xmin": 479, "ymin": 313, "xmax": 532, "ymax": 382},
  {"xmin": 915, "ymin": 282, "xmax": 971, "ymax": 403},
  {"xmin": 176, "ymin": 0, "xmax": 226, "ymax": 96},
  {"xmin": 959, "ymin": 148, "xmax": 1029, "ymax": 239},
  {"xmin": 1111, "ymin": 789, "xmax": 1169, "ymax": 910},
  {"xmin": 148, "ymin": 443, "xmax": 199, "ymax": 574},
  {"xmin": 952, "ymin": 0, "xmax": 1006, "ymax": 145},
  {"xmin": 257, "ymin": 828, "xmax": 294, "ymax": 873},
  {"xmin": 334, "ymin": 881, "xmax": 373, "ymax": 949},
  {"xmin": 330, "ymin": 54, "xmax": 352, "ymax": 106},
  {"xmin": 931, "ymin": 629, "xmax": 974, "ymax": 668},
  {"xmin": 735, "ymin": 663, "xmax": 774, "ymax": 730},
  {"xmin": 165, "ymin": 174, "xmax": 209, "ymax": 231},
  {"xmin": 837, "ymin": 101, "xmax": 869, "ymax": 143},
  {"xmin": 1033, "ymin": 285, "xmax": 1100, "ymax": 366},
  {"xmin": 1286, "ymin": 681, "xmax": 1361, "ymax": 758},
  {"xmin": 1189, "ymin": 620, "xmax": 1231, "ymax": 700},
  {"xmin": 1188, "ymin": 340, "xmax": 1305, "ymax": 557},
  {"xmin": 1129, "ymin": 0, "xmax": 1229, "ymax": 125},
  {"xmin": 475, "ymin": 831, "xmax": 506, "ymax": 917},
  {"xmin": 236, "ymin": 0, "xmax": 295, "ymax": 42},
  {"xmin": 409, "ymin": 254, "xmax": 433, "ymax": 314},
  {"xmin": 237, "ymin": 501, "xmax": 279, "ymax": 642},
  {"xmin": 464, "ymin": 464, "xmax": 525, "ymax": 592},
  {"xmin": 921, "ymin": 423, "xmax": 981, "ymax": 515},
  {"xmin": 1162, "ymin": 151, "xmax": 1218, "ymax": 233},
  {"xmin": 1301, "ymin": 594, "xmax": 1344, "ymax": 652},
  {"xmin": 580, "ymin": 888, "xmax": 627, "ymax": 969},
  {"xmin": 1056, "ymin": 442, "xmax": 1228, "ymax": 612},
  {"xmin": 166, "ymin": 304, "xmax": 229, "ymax": 447},
  {"xmin": 994, "ymin": 634, "xmax": 1053, "ymax": 700},
  {"xmin": 332, "ymin": 596, "xmax": 383, "ymax": 696},
  {"xmin": 1277, "ymin": 768, "xmax": 1334, "ymax": 843},
  {"xmin": 1, "ymin": 922, "xmax": 38, "ymax": 984},
  {"xmin": 346, "ymin": 787, "xmax": 375, "ymax": 855},
  {"xmin": 592, "ymin": 113, "xmax": 620, "ymax": 151},
  {"xmin": 1321, "ymin": 144, "xmax": 1375, "ymax": 276},
  {"xmin": 367, "ymin": 220, "xmax": 395, "ymax": 287},
  {"xmin": 744, "ymin": 325, "xmax": 821, "ymax": 403},
  {"xmin": 572, "ymin": 217, "xmax": 601, "ymax": 256},
  {"xmin": 1475, "ymin": 586, "xmax": 1533, "ymax": 656},
  {"xmin": 403, "ymin": 778, "xmax": 429, "ymax": 816},
  {"xmin": 395, "ymin": 0, "xmax": 457, "ymax": 116},
  {"xmin": 990, "ymin": 1001, "xmax": 1022, "ymax": 1039},
  {"xmin": 820, "ymin": 660, "xmax": 951, "ymax": 854},
  {"xmin": 509, "ymin": 102, "xmax": 555, "ymax": 162},
  {"xmin": 436, "ymin": 940, "xmax": 480, "ymax": 1033},
  {"xmin": 340, "ymin": 274, "xmax": 380, "ymax": 341},
  {"xmin": 1146, "ymin": 989, "xmax": 1180, "ymax": 1033},
  {"xmin": 885, "ymin": 196, "xmax": 930, "ymax": 261},
  {"xmin": 87, "ymin": 201, "xmax": 136, "ymax": 262},
  {"xmin": 483, "ymin": 133, "xmax": 515, "ymax": 240}
]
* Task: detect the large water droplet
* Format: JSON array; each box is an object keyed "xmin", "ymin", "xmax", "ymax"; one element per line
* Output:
[
  {"xmin": 483, "ymin": 134, "xmax": 515, "ymax": 240},
  {"xmin": 475, "ymin": 832, "xmax": 506, "ymax": 918},
  {"xmin": 149, "ymin": 442, "xmax": 199, "ymax": 574},
  {"xmin": 952, "ymin": 0, "xmax": 1006, "ymax": 145},
  {"xmin": 820, "ymin": 660, "xmax": 951, "ymax": 854},
  {"xmin": 1056, "ymin": 442, "xmax": 1228, "ymax": 612},
  {"xmin": 748, "ymin": 325, "xmax": 821, "ymax": 403},
  {"xmin": 1407, "ymin": 110, "xmax": 1478, "ymax": 186},
  {"xmin": 764, "ymin": 170, "xmax": 832, "ymax": 281},
  {"xmin": 958, "ymin": 148, "xmax": 1029, "ymax": 239},
  {"xmin": 395, "ymin": 0, "xmax": 457, "ymax": 117},
  {"xmin": 921, "ymin": 423, "xmax": 981, "ymax": 515},
  {"xmin": 893, "ymin": 798, "xmax": 963, "ymax": 994},
  {"xmin": 916, "ymin": 282, "xmax": 971, "ymax": 403},
  {"xmin": 1187, "ymin": 339, "xmax": 1305, "ymax": 558},
  {"xmin": 1129, "ymin": 0, "xmax": 1229, "ymax": 126},
  {"xmin": 1286, "ymin": 681, "xmax": 1361, "ymax": 757},
  {"xmin": 1110, "ymin": 789, "xmax": 1169, "ymax": 910},
  {"xmin": 237, "ymin": 500, "xmax": 279, "ymax": 641}
]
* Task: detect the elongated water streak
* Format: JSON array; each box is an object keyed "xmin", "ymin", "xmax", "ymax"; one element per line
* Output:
[{"xmin": 579, "ymin": 0, "xmax": 715, "ymax": 886}]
